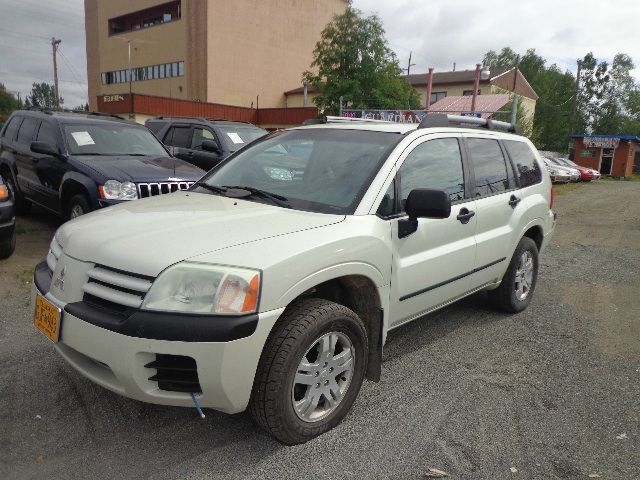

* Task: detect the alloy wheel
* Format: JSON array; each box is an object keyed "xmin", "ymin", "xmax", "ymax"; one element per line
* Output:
[
  {"xmin": 514, "ymin": 250, "xmax": 534, "ymax": 301},
  {"xmin": 291, "ymin": 331, "xmax": 355, "ymax": 423}
]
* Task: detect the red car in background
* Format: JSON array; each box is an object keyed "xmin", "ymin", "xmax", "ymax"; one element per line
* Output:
[{"xmin": 554, "ymin": 158, "xmax": 600, "ymax": 181}]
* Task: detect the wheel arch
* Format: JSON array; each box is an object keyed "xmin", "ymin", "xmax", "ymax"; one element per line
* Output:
[
  {"xmin": 274, "ymin": 264, "xmax": 387, "ymax": 382},
  {"xmin": 59, "ymin": 173, "xmax": 100, "ymax": 213}
]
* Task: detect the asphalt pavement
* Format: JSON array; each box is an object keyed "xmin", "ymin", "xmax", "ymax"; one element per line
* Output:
[{"xmin": 1, "ymin": 180, "xmax": 638, "ymax": 479}]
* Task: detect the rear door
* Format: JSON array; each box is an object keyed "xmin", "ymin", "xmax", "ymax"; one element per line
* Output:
[
  {"xmin": 389, "ymin": 134, "xmax": 477, "ymax": 326},
  {"xmin": 463, "ymin": 135, "xmax": 520, "ymax": 287},
  {"xmin": 13, "ymin": 116, "xmax": 40, "ymax": 197},
  {"xmin": 162, "ymin": 125, "xmax": 194, "ymax": 163}
]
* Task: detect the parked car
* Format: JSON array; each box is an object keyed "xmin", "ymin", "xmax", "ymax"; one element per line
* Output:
[
  {"xmin": 0, "ymin": 175, "xmax": 16, "ymax": 258},
  {"xmin": 544, "ymin": 156, "xmax": 580, "ymax": 182},
  {"xmin": 33, "ymin": 114, "xmax": 555, "ymax": 445},
  {"xmin": 554, "ymin": 157, "xmax": 600, "ymax": 180},
  {"xmin": 0, "ymin": 110, "xmax": 204, "ymax": 219},
  {"xmin": 543, "ymin": 158, "xmax": 571, "ymax": 183},
  {"xmin": 146, "ymin": 117, "xmax": 268, "ymax": 171}
]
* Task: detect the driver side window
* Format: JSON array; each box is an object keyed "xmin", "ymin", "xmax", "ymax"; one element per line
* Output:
[
  {"xmin": 192, "ymin": 128, "xmax": 217, "ymax": 151},
  {"xmin": 398, "ymin": 138, "xmax": 465, "ymax": 212}
]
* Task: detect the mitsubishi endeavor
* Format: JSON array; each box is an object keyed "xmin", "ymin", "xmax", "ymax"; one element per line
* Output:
[{"xmin": 32, "ymin": 114, "xmax": 555, "ymax": 445}]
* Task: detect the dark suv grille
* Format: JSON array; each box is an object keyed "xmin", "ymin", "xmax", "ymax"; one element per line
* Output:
[
  {"xmin": 137, "ymin": 182, "xmax": 194, "ymax": 198},
  {"xmin": 145, "ymin": 354, "xmax": 202, "ymax": 393}
]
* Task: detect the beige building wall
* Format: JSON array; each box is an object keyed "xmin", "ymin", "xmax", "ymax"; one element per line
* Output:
[
  {"xmin": 206, "ymin": 0, "xmax": 345, "ymax": 108},
  {"xmin": 85, "ymin": 0, "xmax": 207, "ymax": 111},
  {"xmin": 285, "ymin": 92, "xmax": 320, "ymax": 108}
]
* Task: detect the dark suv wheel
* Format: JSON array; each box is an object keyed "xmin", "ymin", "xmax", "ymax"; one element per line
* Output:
[
  {"xmin": 5, "ymin": 174, "xmax": 31, "ymax": 215},
  {"xmin": 67, "ymin": 194, "xmax": 91, "ymax": 220},
  {"xmin": 250, "ymin": 298, "xmax": 368, "ymax": 445}
]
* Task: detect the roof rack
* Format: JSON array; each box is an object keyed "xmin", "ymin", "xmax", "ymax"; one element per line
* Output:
[
  {"xmin": 418, "ymin": 113, "xmax": 520, "ymax": 134},
  {"xmin": 25, "ymin": 107, "xmax": 53, "ymax": 115},
  {"xmin": 87, "ymin": 111, "xmax": 125, "ymax": 120},
  {"xmin": 153, "ymin": 115, "xmax": 208, "ymax": 122},
  {"xmin": 324, "ymin": 115, "xmax": 396, "ymax": 124}
]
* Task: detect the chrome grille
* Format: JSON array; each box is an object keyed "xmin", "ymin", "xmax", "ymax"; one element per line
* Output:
[
  {"xmin": 137, "ymin": 182, "xmax": 194, "ymax": 198},
  {"xmin": 46, "ymin": 237, "xmax": 63, "ymax": 272},
  {"xmin": 82, "ymin": 265, "xmax": 154, "ymax": 310}
]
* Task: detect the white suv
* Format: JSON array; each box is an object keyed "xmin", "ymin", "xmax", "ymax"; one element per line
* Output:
[{"xmin": 32, "ymin": 115, "xmax": 555, "ymax": 444}]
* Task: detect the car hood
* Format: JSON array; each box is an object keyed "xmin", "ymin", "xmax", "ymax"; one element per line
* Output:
[
  {"xmin": 56, "ymin": 192, "xmax": 345, "ymax": 276},
  {"xmin": 72, "ymin": 155, "xmax": 204, "ymax": 182}
]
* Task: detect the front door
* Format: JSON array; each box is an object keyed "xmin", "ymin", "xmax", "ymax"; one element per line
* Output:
[
  {"xmin": 13, "ymin": 116, "xmax": 40, "ymax": 197},
  {"xmin": 32, "ymin": 120, "xmax": 66, "ymax": 211},
  {"xmin": 389, "ymin": 135, "xmax": 477, "ymax": 327},
  {"xmin": 189, "ymin": 126, "xmax": 224, "ymax": 171}
]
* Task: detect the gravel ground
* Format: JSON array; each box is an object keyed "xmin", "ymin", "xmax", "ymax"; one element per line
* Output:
[{"xmin": 1, "ymin": 180, "xmax": 638, "ymax": 480}]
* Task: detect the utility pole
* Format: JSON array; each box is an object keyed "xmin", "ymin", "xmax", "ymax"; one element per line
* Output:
[
  {"xmin": 568, "ymin": 59, "xmax": 582, "ymax": 140},
  {"xmin": 51, "ymin": 37, "xmax": 61, "ymax": 110}
]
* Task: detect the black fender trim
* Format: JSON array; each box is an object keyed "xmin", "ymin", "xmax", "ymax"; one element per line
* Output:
[{"xmin": 59, "ymin": 172, "xmax": 100, "ymax": 211}]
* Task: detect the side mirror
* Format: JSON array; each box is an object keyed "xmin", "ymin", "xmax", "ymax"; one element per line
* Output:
[
  {"xmin": 399, "ymin": 189, "xmax": 451, "ymax": 238},
  {"xmin": 201, "ymin": 140, "xmax": 221, "ymax": 154},
  {"xmin": 31, "ymin": 141, "xmax": 62, "ymax": 158}
]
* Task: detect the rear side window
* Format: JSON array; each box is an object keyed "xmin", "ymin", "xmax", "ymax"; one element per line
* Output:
[
  {"xmin": 164, "ymin": 126, "xmax": 192, "ymax": 148},
  {"xmin": 36, "ymin": 121, "xmax": 58, "ymax": 146},
  {"xmin": 466, "ymin": 138, "xmax": 510, "ymax": 197},
  {"xmin": 398, "ymin": 138, "xmax": 465, "ymax": 208},
  {"xmin": 503, "ymin": 140, "xmax": 542, "ymax": 188},
  {"xmin": 16, "ymin": 117, "xmax": 39, "ymax": 145},
  {"xmin": 2, "ymin": 116, "xmax": 21, "ymax": 140}
]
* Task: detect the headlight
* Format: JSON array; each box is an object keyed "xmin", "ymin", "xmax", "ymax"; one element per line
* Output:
[
  {"xmin": 100, "ymin": 180, "xmax": 138, "ymax": 200},
  {"xmin": 142, "ymin": 262, "xmax": 261, "ymax": 315}
]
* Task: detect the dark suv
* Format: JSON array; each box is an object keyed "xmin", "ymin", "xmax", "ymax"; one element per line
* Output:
[
  {"xmin": 0, "ymin": 110, "xmax": 204, "ymax": 219},
  {"xmin": 146, "ymin": 117, "xmax": 267, "ymax": 171}
]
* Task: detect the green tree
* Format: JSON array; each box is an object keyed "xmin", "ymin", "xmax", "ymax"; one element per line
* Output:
[
  {"xmin": 303, "ymin": 6, "xmax": 421, "ymax": 113},
  {"xmin": 0, "ymin": 83, "xmax": 21, "ymax": 115},
  {"xmin": 24, "ymin": 82, "xmax": 62, "ymax": 110}
]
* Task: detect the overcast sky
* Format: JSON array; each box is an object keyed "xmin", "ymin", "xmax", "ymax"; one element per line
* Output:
[{"xmin": 1, "ymin": 0, "xmax": 638, "ymax": 108}]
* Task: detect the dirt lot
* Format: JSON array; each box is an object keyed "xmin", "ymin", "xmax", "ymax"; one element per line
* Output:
[{"xmin": 1, "ymin": 180, "xmax": 638, "ymax": 479}]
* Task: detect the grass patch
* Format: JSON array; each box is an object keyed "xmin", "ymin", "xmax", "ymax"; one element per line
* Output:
[{"xmin": 553, "ymin": 182, "xmax": 583, "ymax": 195}]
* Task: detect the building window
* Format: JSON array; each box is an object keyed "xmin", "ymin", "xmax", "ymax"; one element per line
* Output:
[
  {"xmin": 101, "ymin": 61, "xmax": 185, "ymax": 85},
  {"xmin": 429, "ymin": 91, "xmax": 447, "ymax": 105},
  {"xmin": 108, "ymin": 1, "xmax": 181, "ymax": 36},
  {"xmin": 463, "ymin": 89, "xmax": 481, "ymax": 96}
]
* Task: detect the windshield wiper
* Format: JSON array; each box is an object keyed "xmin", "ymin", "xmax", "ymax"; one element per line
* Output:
[
  {"xmin": 193, "ymin": 182, "xmax": 228, "ymax": 195},
  {"xmin": 222, "ymin": 185, "xmax": 291, "ymax": 208}
]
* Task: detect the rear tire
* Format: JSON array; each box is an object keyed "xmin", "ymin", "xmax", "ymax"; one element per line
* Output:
[
  {"xmin": 249, "ymin": 298, "xmax": 368, "ymax": 445},
  {"xmin": 488, "ymin": 237, "xmax": 539, "ymax": 313},
  {"xmin": 66, "ymin": 194, "xmax": 91, "ymax": 220},
  {"xmin": 5, "ymin": 174, "xmax": 31, "ymax": 215},
  {"xmin": 0, "ymin": 228, "xmax": 16, "ymax": 259}
]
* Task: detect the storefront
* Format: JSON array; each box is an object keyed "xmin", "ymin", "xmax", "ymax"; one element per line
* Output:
[{"xmin": 572, "ymin": 135, "xmax": 639, "ymax": 177}]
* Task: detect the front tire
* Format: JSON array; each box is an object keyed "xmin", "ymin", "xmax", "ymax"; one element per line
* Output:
[
  {"xmin": 249, "ymin": 298, "xmax": 368, "ymax": 445},
  {"xmin": 0, "ymin": 228, "xmax": 16, "ymax": 259},
  {"xmin": 66, "ymin": 194, "xmax": 91, "ymax": 220},
  {"xmin": 488, "ymin": 237, "xmax": 539, "ymax": 313}
]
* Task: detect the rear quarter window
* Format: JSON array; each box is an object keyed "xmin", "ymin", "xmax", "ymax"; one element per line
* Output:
[
  {"xmin": 503, "ymin": 140, "xmax": 542, "ymax": 188},
  {"xmin": 2, "ymin": 116, "xmax": 22, "ymax": 141}
]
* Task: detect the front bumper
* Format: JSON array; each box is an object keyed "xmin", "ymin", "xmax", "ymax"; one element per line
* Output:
[{"xmin": 32, "ymin": 277, "xmax": 284, "ymax": 414}]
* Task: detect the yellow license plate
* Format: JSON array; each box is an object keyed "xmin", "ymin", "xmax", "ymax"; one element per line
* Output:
[{"xmin": 34, "ymin": 295, "xmax": 62, "ymax": 343}]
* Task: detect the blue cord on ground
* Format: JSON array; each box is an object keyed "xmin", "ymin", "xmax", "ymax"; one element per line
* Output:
[{"xmin": 191, "ymin": 393, "xmax": 205, "ymax": 419}]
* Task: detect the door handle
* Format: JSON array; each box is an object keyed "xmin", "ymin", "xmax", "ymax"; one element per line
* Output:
[
  {"xmin": 508, "ymin": 195, "xmax": 521, "ymax": 207},
  {"xmin": 456, "ymin": 208, "xmax": 475, "ymax": 224}
]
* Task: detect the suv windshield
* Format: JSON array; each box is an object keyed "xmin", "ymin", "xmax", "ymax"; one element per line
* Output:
[
  {"xmin": 63, "ymin": 123, "xmax": 169, "ymax": 156},
  {"xmin": 195, "ymin": 128, "xmax": 399, "ymax": 214},
  {"xmin": 217, "ymin": 125, "xmax": 268, "ymax": 152}
]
